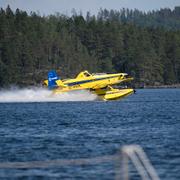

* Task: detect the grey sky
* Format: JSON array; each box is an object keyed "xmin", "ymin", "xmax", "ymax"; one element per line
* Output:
[{"xmin": 0, "ymin": 0, "xmax": 180, "ymax": 16}]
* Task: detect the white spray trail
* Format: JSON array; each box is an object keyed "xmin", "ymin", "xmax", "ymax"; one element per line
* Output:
[{"xmin": 0, "ymin": 87, "xmax": 98, "ymax": 103}]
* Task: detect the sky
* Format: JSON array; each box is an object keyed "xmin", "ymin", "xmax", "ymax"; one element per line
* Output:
[{"xmin": 0, "ymin": 0, "xmax": 180, "ymax": 16}]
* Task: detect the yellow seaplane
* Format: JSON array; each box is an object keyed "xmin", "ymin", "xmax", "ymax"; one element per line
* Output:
[{"xmin": 44, "ymin": 70, "xmax": 135, "ymax": 100}]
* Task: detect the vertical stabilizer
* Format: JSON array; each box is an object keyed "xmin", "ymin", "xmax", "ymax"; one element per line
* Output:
[{"xmin": 48, "ymin": 70, "xmax": 59, "ymax": 89}]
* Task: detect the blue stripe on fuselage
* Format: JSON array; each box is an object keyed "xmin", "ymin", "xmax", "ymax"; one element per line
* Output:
[{"xmin": 65, "ymin": 75, "xmax": 120, "ymax": 86}]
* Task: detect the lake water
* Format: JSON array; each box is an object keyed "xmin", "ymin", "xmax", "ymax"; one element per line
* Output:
[{"xmin": 0, "ymin": 89, "xmax": 179, "ymax": 179}]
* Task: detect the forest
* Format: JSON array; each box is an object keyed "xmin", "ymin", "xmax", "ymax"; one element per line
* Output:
[{"xmin": 0, "ymin": 5, "xmax": 180, "ymax": 87}]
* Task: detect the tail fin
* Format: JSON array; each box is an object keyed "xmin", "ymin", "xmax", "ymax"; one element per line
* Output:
[
  {"xmin": 44, "ymin": 70, "xmax": 66, "ymax": 89},
  {"xmin": 47, "ymin": 70, "xmax": 59, "ymax": 89}
]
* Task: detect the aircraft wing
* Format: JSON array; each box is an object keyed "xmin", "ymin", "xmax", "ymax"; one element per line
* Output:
[{"xmin": 91, "ymin": 77, "xmax": 133, "ymax": 90}]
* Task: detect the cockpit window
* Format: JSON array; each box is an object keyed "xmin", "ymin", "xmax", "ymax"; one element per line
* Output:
[{"xmin": 84, "ymin": 72, "xmax": 91, "ymax": 77}]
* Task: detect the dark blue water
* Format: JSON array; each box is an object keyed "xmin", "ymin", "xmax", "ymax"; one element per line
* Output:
[{"xmin": 0, "ymin": 89, "xmax": 180, "ymax": 179}]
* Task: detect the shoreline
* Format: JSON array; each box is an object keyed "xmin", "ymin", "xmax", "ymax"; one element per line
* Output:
[{"xmin": 138, "ymin": 84, "xmax": 180, "ymax": 89}]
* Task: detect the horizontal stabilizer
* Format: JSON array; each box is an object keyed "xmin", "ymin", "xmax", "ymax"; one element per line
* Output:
[{"xmin": 55, "ymin": 79, "xmax": 67, "ymax": 87}]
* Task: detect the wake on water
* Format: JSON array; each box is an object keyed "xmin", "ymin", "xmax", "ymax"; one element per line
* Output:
[{"xmin": 0, "ymin": 87, "xmax": 98, "ymax": 103}]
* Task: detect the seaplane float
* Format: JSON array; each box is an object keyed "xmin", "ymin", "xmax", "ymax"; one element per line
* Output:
[{"xmin": 44, "ymin": 70, "xmax": 135, "ymax": 101}]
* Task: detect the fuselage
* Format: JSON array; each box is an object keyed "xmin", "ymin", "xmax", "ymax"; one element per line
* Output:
[{"xmin": 52, "ymin": 71, "xmax": 133, "ymax": 93}]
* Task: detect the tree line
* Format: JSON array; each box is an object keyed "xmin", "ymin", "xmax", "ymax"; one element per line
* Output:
[{"xmin": 0, "ymin": 5, "xmax": 180, "ymax": 87}]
